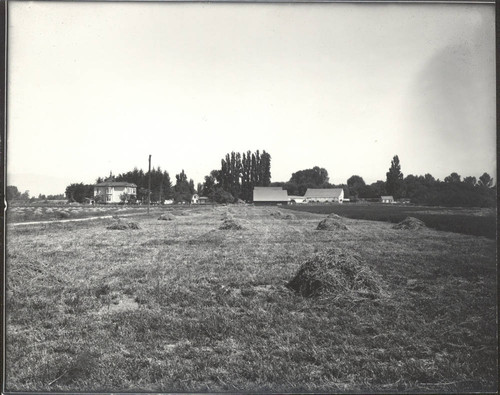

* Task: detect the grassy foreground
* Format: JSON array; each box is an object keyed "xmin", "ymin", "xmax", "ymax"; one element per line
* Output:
[{"xmin": 5, "ymin": 206, "xmax": 497, "ymax": 392}]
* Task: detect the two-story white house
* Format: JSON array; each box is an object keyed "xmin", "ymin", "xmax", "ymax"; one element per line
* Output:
[{"xmin": 94, "ymin": 181, "xmax": 137, "ymax": 204}]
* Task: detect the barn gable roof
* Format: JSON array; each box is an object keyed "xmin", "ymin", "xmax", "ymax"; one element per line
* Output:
[
  {"xmin": 381, "ymin": 195, "xmax": 394, "ymax": 200},
  {"xmin": 95, "ymin": 181, "xmax": 137, "ymax": 188},
  {"xmin": 253, "ymin": 187, "xmax": 289, "ymax": 201},
  {"xmin": 304, "ymin": 188, "xmax": 344, "ymax": 198}
]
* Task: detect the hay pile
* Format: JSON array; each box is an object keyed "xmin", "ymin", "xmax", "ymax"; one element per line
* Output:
[
  {"xmin": 219, "ymin": 218, "xmax": 243, "ymax": 230},
  {"xmin": 56, "ymin": 211, "xmax": 71, "ymax": 219},
  {"xmin": 158, "ymin": 213, "xmax": 175, "ymax": 221},
  {"xmin": 107, "ymin": 220, "xmax": 140, "ymax": 230},
  {"xmin": 316, "ymin": 218, "xmax": 348, "ymax": 231},
  {"xmin": 269, "ymin": 210, "xmax": 296, "ymax": 220},
  {"xmin": 327, "ymin": 213, "xmax": 343, "ymax": 220},
  {"xmin": 393, "ymin": 217, "xmax": 425, "ymax": 230},
  {"xmin": 286, "ymin": 248, "xmax": 384, "ymax": 298}
]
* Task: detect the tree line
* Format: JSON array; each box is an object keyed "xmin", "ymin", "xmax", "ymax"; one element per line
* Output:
[
  {"xmin": 200, "ymin": 150, "xmax": 271, "ymax": 203},
  {"xmin": 345, "ymin": 155, "xmax": 495, "ymax": 207},
  {"xmin": 63, "ymin": 167, "xmax": 196, "ymax": 204},
  {"xmin": 6, "ymin": 186, "xmax": 64, "ymax": 202},
  {"xmin": 7, "ymin": 152, "xmax": 495, "ymax": 208}
]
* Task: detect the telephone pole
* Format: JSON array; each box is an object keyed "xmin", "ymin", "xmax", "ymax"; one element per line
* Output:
[{"xmin": 147, "ymin": 154, "xmax": 151, "ymax": 214}]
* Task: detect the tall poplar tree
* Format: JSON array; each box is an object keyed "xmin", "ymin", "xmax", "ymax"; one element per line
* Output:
[{"xmin": 385, "ymin": 155, "xmax": 404, "ymax": 199}]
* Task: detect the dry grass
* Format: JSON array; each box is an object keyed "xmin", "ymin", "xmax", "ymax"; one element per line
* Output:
[
  {"xmin": 286, "ymin": 248, "xmax": 385, "ymax": 298},
  {"xmin": 5, "ymin": 206, "xmax": 497, "ymax": 393},
  {"xmin": 158, "ymin": 213, "xmax": 175, "ymax": 221},
  {"xmin": 316, "ymin": 217, "xmax": 349, "ymax": 231},
  {"xmin": 393, "ymin": 216, "xmax": 426, "ymax": 230}
]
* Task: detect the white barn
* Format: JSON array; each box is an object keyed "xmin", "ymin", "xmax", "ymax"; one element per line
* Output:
[
  {"xmin": 304, "ymin": 188, "xmax": 344, "ymax": 203},
  {"xmin": 381, "ymin": 196, "xmax": 394, "ymax": 203},
  {"xmin": 288, "ymin": 195, "xmax": 307, "ymax": 204},
  {"xmin": 253, "ymin": 187, "xmax": 289, "ymax": 205}
]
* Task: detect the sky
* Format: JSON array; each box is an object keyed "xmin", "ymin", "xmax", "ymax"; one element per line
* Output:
[{"xmin": 7, "ymin": 2, "xmax": 496, "ymax": 196}]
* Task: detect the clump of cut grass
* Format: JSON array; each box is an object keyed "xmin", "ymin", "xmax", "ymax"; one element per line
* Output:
[
  {"xmin": 219, "ymin": 218, "xmax": 243, "ymax": 230},
  {"xmin": 286, "ymin": 248, "xmax": 384, "ymax": 298},
  {"xmin": 158, "ymin": 213, "xmax": 175, "ymax": 221},
  {"xmin": 393, "ymin": 216, "xmax": 426, "ymax": 230},
  {"xmin": 270, "ymin": 210, "xmax": 296, "ymax": 220},
  {"xmin": 127, "ymin": 222, "xmax": 140, "ymax": 230},
  {"xmin": 106, "ymin": 220, "xmax": 140, "ymax": 230},
  {"xmin": 316, "ymin": 218, "xmax": 348, "ymax": 231},
  {"xmin": 56, "ymin": 211, "xmax": 71, "ymax": 219}
]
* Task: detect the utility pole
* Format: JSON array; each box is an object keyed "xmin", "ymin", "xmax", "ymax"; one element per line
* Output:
[{"xmin": 147, "ymin": 155, "xmax": 151, "ymax": 214}]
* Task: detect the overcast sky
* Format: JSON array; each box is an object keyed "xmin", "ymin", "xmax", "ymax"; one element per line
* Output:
[{"xmin": 7, "ymin": 2, "xmax": 496, "ymax": 196}]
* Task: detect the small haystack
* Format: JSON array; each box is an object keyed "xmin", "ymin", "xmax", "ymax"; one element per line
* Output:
[
  {"xmin": 269, "ymin": 210, "xmax": 295, "ymax": 220},
  {"xmin": 158, "ymin": 213, "xmax": 175, "ymax": 221},
  {"xmin": 56, "ymin": 211, "xmax": 71, "ymax": 219},
  {"xmin": 316, "ymin": 218, "xmax": 348, "ymax": 231},
  {"xmin": 286, "ymin": 248, "xmax": 384, "ymax": 298},
  {"xmin": 219, "ymin": 218, "xmax": 243, "ymax": 230},
  {"xmin": 393, "ymin": 217, "xmax": 425, "ymax": 230},
  {"xmin": 107, "ymin": 220, "xmax": 140, "ymax": 230}
]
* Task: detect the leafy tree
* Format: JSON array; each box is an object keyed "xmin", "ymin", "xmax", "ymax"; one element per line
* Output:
[
  {"xmin": 215, "ymin": 149, "xmax": 272, "ymax": 202},
  {"xmin": 385, "ymin": 155, "xmax": 404, "ymax": 199},
  {"xmin": 444, "ymin": 172, "xmax": 461, "ymax": 183},
  {"xmin": 290, "ymin": 166, "xmax": 329, "ymax": 187},
  {"xmin": 478, "ymin": 172, "xmax": 494, "ymax": 188},
  {"xmin": 202, "ymin": 172, "xmax": 217, "ymax": 197},
  {"xmin": 212, "ymin": 187, "xmax": 234, "ymax": 204},
  {"xmin": 65, "ymin": 183, "xmax": 93, "ymax": 203},
  {"xmin": 47, "ymin": 194, "xmax": 65, "ymax": 200},
  {"xmin": 6, "ymin": 185, "xmax": 21, "ymax": 201},
  {"xmin": 173, "ymin": 170, "xmax": 193, "ymax": 202},
  {"xmin": 347, "ymin": 175, "xmax": 365, "ymax": 198},
  {"xmin": 463, "ymin": 176, "xmax": 477, "ymax": 186},
  {"xmin": 120, "ymin": 193, "xmax": 130, "ymax": 204},
  {"xmin": 20, "ymin": 190, "xmax": 30, "ymax": 201}
]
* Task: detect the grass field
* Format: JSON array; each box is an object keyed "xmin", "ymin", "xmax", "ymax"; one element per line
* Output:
[
  {"xmin": 6, "ymin": 204, "xmax": 163, "ymax": 223},
  {"xmin": 284, "ymin": 204, "xmax": 496, "ymax": 239},
  {"xmin": 5, "ymin": 205, "xmax": 497, "ymax": 392}
]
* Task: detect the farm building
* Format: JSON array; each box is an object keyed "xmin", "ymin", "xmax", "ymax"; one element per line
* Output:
[
  {"xmin": 94, "ymin": 181, "xmax": 137, "ymax": 203},
  {"xmin": 304, "ymin": 188, "xmax": 344, "ymax": 203},
  {"xmin": 253, "ymin": 187, "xmax": 289, "ymax": 205},
  {"xmin": 289, "ymin": 195, "xmax": 307, "ymax": 204},
  {"xmin": 381, "ymin": 196, "xmax": 394, "ymax": 203},
  {"xmin": 191, "ymin": 195, "xmax": 209, "ymax": 204}
]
